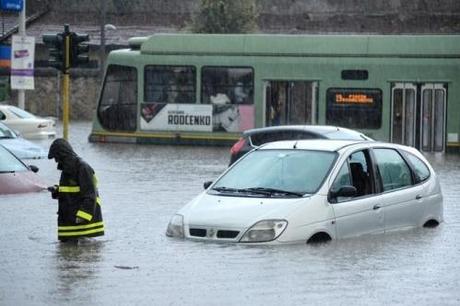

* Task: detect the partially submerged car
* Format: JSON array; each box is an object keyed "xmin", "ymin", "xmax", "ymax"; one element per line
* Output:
[
  {"xmin": 0, "ymin": 144, "xmax": 46, "ymax": 194},
  {"xmin": 0, "ymin": 104, "xmax": 56, "ymax": 139},
  {"xmin": 167, "ymin": 140, "xmax": 443, "ymax": 244},
  {"xmin": 0, "ymin": 122, "xmax": 47, "ymax": 159},
  {"xmin": 229, "ymin": 125, "xmax": 373, "ymax": 165}
]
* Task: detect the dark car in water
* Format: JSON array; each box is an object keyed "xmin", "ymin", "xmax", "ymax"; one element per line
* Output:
[{"xmin": 229, "ymin": 125, "xmax": 373, "ymax": 165}]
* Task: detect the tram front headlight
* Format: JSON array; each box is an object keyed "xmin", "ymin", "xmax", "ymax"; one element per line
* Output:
[
  {"xmin": 166, "ymin": 214, "xmax": 184, "ymax": 238},
  {"xmin": 240, "ymin": 220, "xmax": 288, "ymax": 243}
]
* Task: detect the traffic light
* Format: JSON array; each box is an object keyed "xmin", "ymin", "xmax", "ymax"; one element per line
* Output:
[
  {"xmin": 70, "ymin": 32, "xmax": 89, "ymax": 67},
  {"xmin": 42, "ymin": 33, "xmax": 65, "ymax": 71}
]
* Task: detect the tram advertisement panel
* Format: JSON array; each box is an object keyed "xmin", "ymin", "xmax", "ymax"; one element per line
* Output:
[
  {"xmin": 140, "ymin": 103, "xmax": 254, "ymax": 132},
  {"xmin": 212, "ymin": 104, "xmax": 254, "ymax": 132},
  {"xmin": 141, "ymin": 103, "xmax": 212, "ymax": 132}
]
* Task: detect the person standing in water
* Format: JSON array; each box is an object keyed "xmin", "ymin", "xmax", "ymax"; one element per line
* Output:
[{"xmin": 47, "ymin": 138, "xmax": 104, "ymax": 242}]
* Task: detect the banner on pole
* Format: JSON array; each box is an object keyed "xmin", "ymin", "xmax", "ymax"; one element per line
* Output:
[{"xmin": 11, "ymin": 35, "xmax": 35, "ymax": 90}]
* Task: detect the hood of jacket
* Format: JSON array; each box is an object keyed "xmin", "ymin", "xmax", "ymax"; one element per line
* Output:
[{"xmin": 48, "ymin": 138, "xmax": 79, "ymax": 173}]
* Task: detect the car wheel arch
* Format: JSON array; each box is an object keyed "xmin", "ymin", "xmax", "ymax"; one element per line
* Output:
[
  {"xmin": 423, "ymin": 218, "xmax": 440, "ymax": 228},
  {"xmin": 306, "ymin": 231, "xmax": 333, "ymax": 244}
]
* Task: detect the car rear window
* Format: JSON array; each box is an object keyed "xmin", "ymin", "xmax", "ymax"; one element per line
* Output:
[
  {"xmin": 403, "ymin": 151, "xmax": 430, "ymax": 183},
  {"xmin": 324, "ymin": 130, "xmax": 369, "ymax": 140},
  {"xmin": 250, "ymin": 131, "xmax": 317, "ymax": 146},
  {"xmin": 8, "ymin": 106, "xmax": 35, "ymax": 119}
]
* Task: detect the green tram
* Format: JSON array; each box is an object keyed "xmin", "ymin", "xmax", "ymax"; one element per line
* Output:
[{"xmin": 89, "ymin": 34, "xmax": 460, "ymax": 153}]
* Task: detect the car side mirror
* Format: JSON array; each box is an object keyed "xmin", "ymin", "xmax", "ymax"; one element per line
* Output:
[
  {"xmin": 203, "ymin": 181, "xmax": 213, "ymax": 189},
  {"xmin": 28, "ymin": 165, "xmax": 39, "ymax": 173},
  {"xmin": 329, "ymin": 185, "xmax": 357, "ymax": 203},
  {"xmin": 0, "ymin": 113, "xmax": 5, "ymax": 120}
]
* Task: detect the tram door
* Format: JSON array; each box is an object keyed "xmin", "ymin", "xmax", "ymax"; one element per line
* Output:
[
  {"xmin": 391, "ymin": 83, "xmax": 446, "ymax": 152},
  {"xmin": 264, "ymin": 81, "xmax": 317, "ymax": 126},
  {"xmin": 421, "ymin": 84, "xmax": 446, "ymax": 152},
  {"xmin": 391, "ymin": 84, "xmax": 417, "ymax": 147}
]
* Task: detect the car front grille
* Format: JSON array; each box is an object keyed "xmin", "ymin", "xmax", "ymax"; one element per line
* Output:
[
  {"xmin": 189, "ymin": 227, "xmax": 240, "ymax": 241},
  {"xmin": 216, "ymin": 230, "xmax": 239, "ymax": 239},
  {"xmin": 189, "ymin": 228, "xmax": 206, "ymax": 237}
]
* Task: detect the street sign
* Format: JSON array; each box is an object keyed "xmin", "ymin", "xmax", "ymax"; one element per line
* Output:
[{"xmin": 0, "ymin": 0, "xmax": 23, "ymax": 12}]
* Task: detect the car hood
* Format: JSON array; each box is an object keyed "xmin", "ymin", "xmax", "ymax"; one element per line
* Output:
[
  {"xmin": 179, "ymin": 192, "xmax": 309, "ymax": 228},
  {"xmin": 0, "ymin": 171, "xmax": 46, "ymax": 194},
  {"xmin": 0, "ymin": 138, "xmax": 47, "ymax": 159}
]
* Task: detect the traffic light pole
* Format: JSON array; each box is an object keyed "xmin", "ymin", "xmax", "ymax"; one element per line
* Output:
[
  {"xmin": 43, "ymin": 24, "xmax": 90, "ymax": 140},
  {"xmin": 62, "ymin": 25, "xmax": 70, "ymax": 140}
]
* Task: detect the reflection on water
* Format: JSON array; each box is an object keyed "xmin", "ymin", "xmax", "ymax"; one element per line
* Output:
[
  {"xmin": 50, "ymin": 240, "xmax": 105, "ymax": 305},
  {"xmin": 1, "ymin": 122, "xmax": 460, "ymax": 305}
]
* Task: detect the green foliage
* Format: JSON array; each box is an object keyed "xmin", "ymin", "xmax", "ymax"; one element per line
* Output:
[{"xmin": 190, "ymin": 0, "xmax": 258, "ymax": 33}]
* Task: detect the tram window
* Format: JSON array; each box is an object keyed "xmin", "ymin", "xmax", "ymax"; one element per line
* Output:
[
  {"xmin": 341, "ymin": 70, "xmax": 368, "ymax": 80},
  {"xmin": 98, "ymin": 65, "xmax": 137, "ymax": 131},
  {"xmin": 144, "ymin": 66, "xmax": 196, "ymax": 103},
  {"xmin": 326, "ymin": 88, "xmax": 382, "ymax": 129},
  {"xmin": 201, "ymin": 67, "xmax": 254, "ymax": 105}
]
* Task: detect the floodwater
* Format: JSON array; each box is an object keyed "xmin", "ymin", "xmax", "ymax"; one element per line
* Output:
[{"xmin": 1, "ymin": 121, "xmax": 459, "ymax": 306}]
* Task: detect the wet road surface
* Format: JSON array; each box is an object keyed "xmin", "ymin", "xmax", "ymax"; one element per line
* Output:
[{"xmin": 1, "ymin": 121, "xmax": 459, "ymax": 305}]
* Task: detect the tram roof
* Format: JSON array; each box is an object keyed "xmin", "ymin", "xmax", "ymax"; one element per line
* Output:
[{"xmin": 134, "ymin": 33, "xmax": 460, "ymax": 58}]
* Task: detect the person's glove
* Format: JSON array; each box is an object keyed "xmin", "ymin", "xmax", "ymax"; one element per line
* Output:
[
  {"xmin": 47, "ymin": 185, "xmax": 59, "ymax": 199},
  {"xmin": 75, "ymin": 217, "xmax": 85, "ymax": 224},
  {"xmin": 47, "ymin": 185, "xmax": 57, "ymax": 192}
]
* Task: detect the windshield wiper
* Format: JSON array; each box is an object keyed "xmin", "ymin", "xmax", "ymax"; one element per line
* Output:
[
  {"xmin": 212, "ymin": 186, "xmax": 244, "ymax": 193},
  {"xmin": 0, "ymin": 170, "xmax": 16, "ymax": 173},
  {"xmin": 243, "ymin": 187, "xmax": 304, "ymax": 197}
]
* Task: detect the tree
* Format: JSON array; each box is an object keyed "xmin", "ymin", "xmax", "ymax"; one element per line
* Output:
[{"xmin": 190, "ymin": 0, "xmax": 258, "ymax": 33}]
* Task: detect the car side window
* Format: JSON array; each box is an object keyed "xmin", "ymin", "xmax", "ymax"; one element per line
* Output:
[
  {"xmin": 403, "ymin": 151, "xmax": 430, "ymax": 183},
  {"xmin": 331, "ymin": 162, "xmax": 353, "ymax": 202},
  {"xmin": 349, "ymin": 150, "xmax": 374, "ymax": 197},
  {"xmin": 331, "ymin": 149, "xmax": 374, "ymax": 202},
  {"xmin": 373, "ymin": 149, "xmax": 413, "ymax": 192}
]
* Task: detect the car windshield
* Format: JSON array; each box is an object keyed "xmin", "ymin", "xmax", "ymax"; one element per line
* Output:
[
  {"xmin": 213, "ymin": 149, "xmax": 337, "ymax": 196},
  {"xmin": 8, "ymin": 106, "xmax": 36, "ymax": 119},
  {"xmin": 0, "ymin": 145, "xmax": 27, "ymax": 172},
  {"xmin": 0, "ymin": 123, "xmax": 16, "ymax": 139}
]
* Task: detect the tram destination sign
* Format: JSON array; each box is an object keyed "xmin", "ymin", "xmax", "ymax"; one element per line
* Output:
[{"xmin": 329, "ymin": 88, "xmax": 382, "ymax": 105}]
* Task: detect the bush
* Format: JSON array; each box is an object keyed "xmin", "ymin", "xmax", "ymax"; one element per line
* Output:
[{"xmin": 190, "ymin": 0, "xmax": 258, "ymax": 33}]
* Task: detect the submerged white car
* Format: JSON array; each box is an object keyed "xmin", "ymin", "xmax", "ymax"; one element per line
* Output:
[
  {"xmin": 167, "ymin": 140, "xmax": 443, "ymax": 244},
  {"xmin": 0, "ymin": 104, "xmax": 56, "ymax": 139}
]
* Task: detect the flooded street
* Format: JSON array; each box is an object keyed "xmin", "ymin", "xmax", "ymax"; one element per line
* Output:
[{"xmin": 1, "ymin": 121, "xmax": 460, "ymax": 306}]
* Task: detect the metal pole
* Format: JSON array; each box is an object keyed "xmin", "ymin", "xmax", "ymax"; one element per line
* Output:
[
  {"xmin": 63, "ymin": 25, "xmax": 70, "ymax": 140},
  {"xmin": 17, "ymin": 0, "xmax": 26, "ymax": 109},
  {"xmin": 100, "ymin": 0, "xmax": 106, "ymax": 75}
]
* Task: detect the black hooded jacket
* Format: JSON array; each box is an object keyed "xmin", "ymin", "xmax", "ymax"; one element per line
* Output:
[{"xmin": 48, "ymin": 138, "xmax": 104, "ymax": 240}]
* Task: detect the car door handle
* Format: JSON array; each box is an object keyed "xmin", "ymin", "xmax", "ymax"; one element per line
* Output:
[
  {"xmin": 373, "ymin": 204, "xmax": 381, "ymax": 210},
  {"xmin": 416, "ymin": 194, "xmax": 423, "ymax": 200}
]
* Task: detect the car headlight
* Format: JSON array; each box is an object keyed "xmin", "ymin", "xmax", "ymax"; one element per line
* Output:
[
  {"xmin": 240, "ymin": 220, "xmax": 288, "ymax": 243},
  {"xmin": 166, "ymin": 214, "xmax": 184, "ymax": 238}
]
